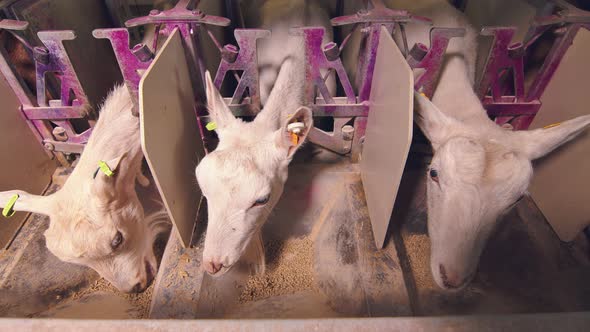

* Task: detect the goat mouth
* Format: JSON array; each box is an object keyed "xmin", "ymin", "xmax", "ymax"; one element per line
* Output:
[
  {"xmin": 440, "ymin": 269, "xmax": 476, "ymax": 291},
  {"xmin": 208, "ymin": 263, "xmax": 236, "ymax": 277}
]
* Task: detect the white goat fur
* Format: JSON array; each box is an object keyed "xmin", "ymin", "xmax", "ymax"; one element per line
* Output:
[
  {"xmin": 196, "ymin": 2, "xmax": 320, "ymax": 274},
  {"xmin": 0, "ymin": 85, "xmax": 169, "ymax": 293},
  {"xmin": 388, "ymin": 0, "xmax": 590, "ymax": 289}
]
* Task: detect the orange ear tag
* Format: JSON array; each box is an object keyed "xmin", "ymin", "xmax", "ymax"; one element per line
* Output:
[
  {"xmin": 287, "ymin": 122, "xmax": 305, "ymax": 146},
  {"xmin": 290, "ymin": 132, "xmax": 299, "ymax": 146}
]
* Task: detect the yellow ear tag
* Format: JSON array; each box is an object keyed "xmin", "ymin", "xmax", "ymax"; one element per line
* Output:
[
  {"xmin": 206, "ymin": 122, "xmax": 217, "ymax": 131},
  {"xmin": 2, "ymin": 194, "xmax": 19, "ymax": 218},
  {"xmin": 543, "ymin": 122, "xmax": 561, "ymax": 129},
  {"xmin": 98, "ymin": 160, "xmax": 114, "ymax": 177}
]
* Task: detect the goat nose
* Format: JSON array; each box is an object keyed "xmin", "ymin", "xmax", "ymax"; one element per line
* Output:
[
  {"xmin": 204, "ymin": 260, "xmax": 223, "ymax": 275},
  {"xmin": 439, "ymin": 264, "xmax": 466, "ymax": 289}
]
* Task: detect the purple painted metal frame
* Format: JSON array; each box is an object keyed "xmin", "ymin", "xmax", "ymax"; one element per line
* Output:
[
  {"xmin": 92, "ymin": 0, "xmax": 230, "ymax": 151},
  {"xmin": 329, "ymin": 0, "xmax": 461, "ymax": 160},
  {"xmin": 0, "ymin": 19, "xmax": 92, "ymax": 162},
  {"xmin": 92, "ymin": 28, "xmax": 152, "ymax": 116},
  {"xmin": 93, "ymin": 0, "xmax": 230, "ymax": 116},
  {"xmin": 407, "ymin": 28, "xmax": 465, "ymax": 98},
  {"xmin": 214, "ymin": 29, "xmax": 269, "ymax": 107},
  {"xmin": 477, "ymin": 0, "xmax": 590, "ymax": 130},
  {"xmin": 3, "ymin": 0, "xmax": 588, "ymax": 164}
]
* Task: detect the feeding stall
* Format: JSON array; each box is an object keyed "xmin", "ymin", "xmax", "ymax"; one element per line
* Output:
[{"xmin": 0, "ymin": 0, "xmax": 589, "ymax": 329}]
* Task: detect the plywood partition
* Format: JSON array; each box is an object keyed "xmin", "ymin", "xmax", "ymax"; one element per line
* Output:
[
  {"xmin": 140, "ymin": 28, "xmax": 204, "ymax": 247},
  {"xmin": 0, "ymin": 63, "xmax": 56, "ymax": 249},
  {"xmin": 528, "ymin": 29, "xmax": 590, "ymax": 241},
  {"xmin": 360, "ymin": 26, "xmax": 413, "ymax": 248}
]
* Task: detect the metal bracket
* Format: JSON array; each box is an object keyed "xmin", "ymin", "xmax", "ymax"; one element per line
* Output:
[
  {"xmin": 291, "ymin": 27, "xmax": 355, "ymax": 104},
  {"xmin": 291, "ymin": 26, "xmax": 358, "ymax": 155},
  {"xmin": 214, "ymin": 29, "xmax": 270, "ymax": 107},
  {"xmin": 0, "ymin": 20, "xmax": 92, "ymax": 162},
  {"xmin": 408, "ymin": 27, "xmax": 465, "ymax": 98},
  {"xmin": 124, "ymin": 0, "xmax": 230, "ymax": 28},
  {"xmin": 330, "ymin": 0, "xmax": 430, "ymax": 26},
  {"xmin": 93, "ymin": 28, "xmax": 152, "ymax": 116}
]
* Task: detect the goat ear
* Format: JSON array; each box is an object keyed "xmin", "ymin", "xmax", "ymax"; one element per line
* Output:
[
  {"xmin": 515, "ymin": 114, "xmax": 590, "ymax": 160},
  {"xmin": 104, "ymin": 153, "xmax": 126, "ymax": 173},
  {"xmin": 94, "ymin": 153, "xmax": 127, "ymax": 180},
  {"xmin": 0, "ymin": 190, "xmax": 54, "ymax": 216},
  {"xmin": 275, "ymin": 106, "xmax": 313, "ymax": 159},
  {"xmin": 93, "ymin": 152, "xmax": 137, "ymax": 195},
  {"xmin": 414, "ymin": 92, "xmax": 456, "ymax": 150},
  {"xmin": 205, "ymin": 71, "xmax": 237, "ymax": 135}
]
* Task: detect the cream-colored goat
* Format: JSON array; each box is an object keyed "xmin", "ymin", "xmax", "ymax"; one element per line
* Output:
[
  {"xmin": 196, "ymin": 0, "xmax": 334, "ymax": 276},
  {"xmin": 0, "ymin": 85, "xmax": 169, "ymax": 293},
  {"xmin": 196, "ymin": 51, "xmax": 312, "ymax": 276},
  {"xmin": 393, "ymin": 0, "xmax": 590, "ymax": 289}
]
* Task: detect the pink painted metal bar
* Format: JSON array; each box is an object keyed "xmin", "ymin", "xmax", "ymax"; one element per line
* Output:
[
  {"xmin": 0, "ymin": 19, "xmax": 92, "ymax": 160},
  {"xmin": 291, "ymin": 27, "xmax": 356, "ymax": 105},
  {"xmin": 214, "ymin": 29, "xmax": 270, "ymax": 107},
  {"xmin": 34, "ymin": 31, "xmax": 92, "ymax": 147},
  {"xmin": 93, "ymin": 28, "xmax": 152, "ymax": 116},
  {"xmin": 408, "ymin": 27, "xmax": 465, "ymax": 98},
  {"xmin": 477, "ymin": 0, "xmax": 590, "ymax": 130}
]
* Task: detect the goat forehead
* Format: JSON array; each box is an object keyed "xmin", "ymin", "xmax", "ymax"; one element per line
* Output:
[
  {"xmin": 221, "ymin": 121, "xmax": 274, "ymax": 146},
  {"xmin": 198, "ymin": 151, "xmax": 274, "ymax": 202},
  {"xmin": 434, "ymin": 137, "xmax": 485, "ymax": 176},
  {"xmin": 200, "ymin": 145, "xmax": 277, "ymax": 179}
]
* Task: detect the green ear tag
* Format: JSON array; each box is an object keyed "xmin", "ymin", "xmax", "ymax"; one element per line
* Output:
[
  {"xmin": 206, "ymin": 122, "xmax": 217, "ymax": 131},
  {"xmin": 98, "ymin": 160, "xmax": 115, "ymax": 177},
  {"xmin": 2, "ymin": 194, "xmax": 19, "ymax": 218}
]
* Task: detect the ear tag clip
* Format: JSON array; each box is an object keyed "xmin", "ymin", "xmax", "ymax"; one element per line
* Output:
[
  {"xmin": 206, "ymin": 121, "xmax": 217, "ymax": 131},
  {"xmin": 98, "ymin": 160, "xmax": 115, "ymax": 177},
  {"xmin": 543, "ymin": 122, "xmax": 561, "ymax": 129},
  {"xmin": 2, "ymin": 194, "xmax": 19, "ymax": 218},
  {"xmin": 287, "ymin": 122, "xmax": 305, "ymax": 146}
]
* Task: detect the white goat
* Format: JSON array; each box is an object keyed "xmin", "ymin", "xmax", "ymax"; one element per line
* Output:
[
  {"xmin": 0, "ymin": 85, "xmax": 169, "ymax": 293},
  {"xmin": 389, "ymin": 0, "xmax": 590, "ymax": 289},
  {"xmin": 196, "ymin": 43, "xmax": 312, "ymax": 275},
  {"xmin": 196, "ymin": 0, "xmax": 334, "ymax": 276}
]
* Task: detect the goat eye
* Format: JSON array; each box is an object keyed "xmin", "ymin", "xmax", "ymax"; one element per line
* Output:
[
  {"xmin": 111, "ymin": 231, "xmax": 123, "ymax": 249},
  {"xmin": 252, "ymin": 194, "xmax": 271, "ymax": 207},
  {"xmin": 429, "ymin": 169, "xmax": 439, "ymax": 182}
]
